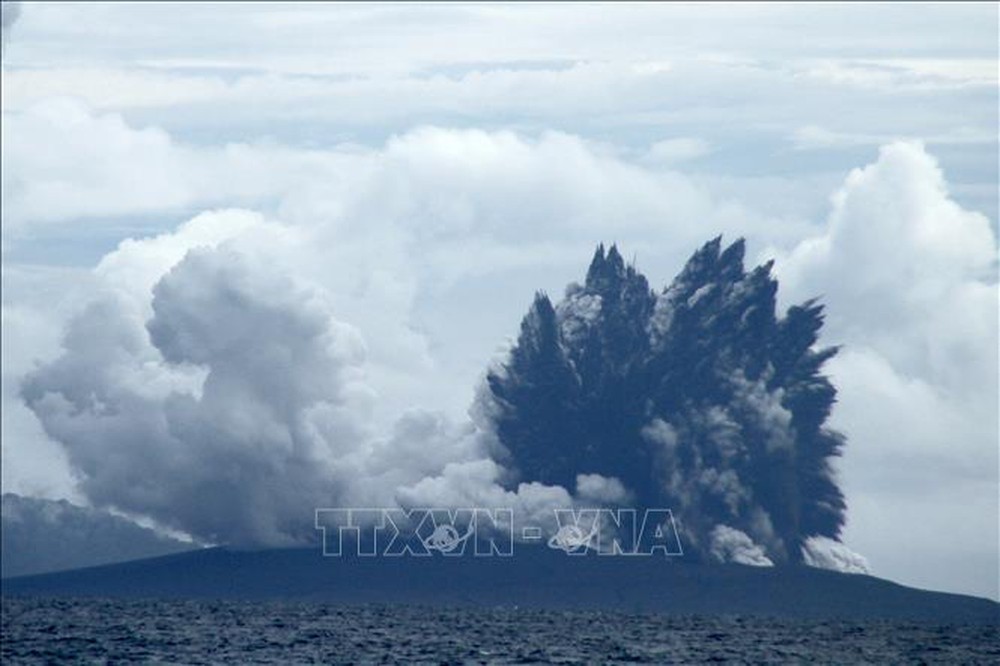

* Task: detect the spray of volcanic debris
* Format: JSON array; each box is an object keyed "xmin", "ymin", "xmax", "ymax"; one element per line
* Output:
[{"xmin": 487, "ymin": 238, "xmax": 852, "ymax": 565}]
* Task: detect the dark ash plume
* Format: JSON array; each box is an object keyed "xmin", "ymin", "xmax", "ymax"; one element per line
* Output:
[{"xmin": 487, "ymin": 238, "xmax": 847, "ymax": 563}]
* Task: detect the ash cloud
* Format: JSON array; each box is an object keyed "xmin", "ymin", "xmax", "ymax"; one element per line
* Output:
[{"xmin": 486, "ymin": 238, "xmax": 856, "ymax": 565}]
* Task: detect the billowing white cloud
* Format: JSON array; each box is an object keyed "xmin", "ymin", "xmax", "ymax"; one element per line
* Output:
[
  {"xmin": 575, "ymin": 473, "xmax": 632, "ymax": 505},
  {"xmin": 94, "ymin": 208, "xmax": 268, "ymax": 313},
  {"xmin": 775, "ymin": 141, "xmax": 998, "ymax": 598},
  {"xmin": 397, "ymin": 462, "xmax": 635, "ymax": 542},
  {"xmin": 1, "ymin": 264, "xmax": 97, "ymax": 500},
  {"xmin": 1, "ymin": 99, "xmax": 360, "ymax": 229},
  {"xmin": 22, "ymin": 238, "xmax": 374, "ymax": 545},
  {"xmin": 397, "ymin": 459, "xmax": 573, "ymax": 537},
  {"xmin": 17, "ymin": 218, "xmax": 617, "ymax": 546},
  {"xmin": 776, "ymin": 141, "xmax": 996, "ymax": 421},
  {"xmin": 801, "ymin": 536, "xmax": 870, "ymax": 574},
  {"xmin": 708, "ymin": 525, "xmax": 774, "ymax": 567},
  {"xmin": 2, "ymin": 101, "xmax": 752, "ymax": 250}
]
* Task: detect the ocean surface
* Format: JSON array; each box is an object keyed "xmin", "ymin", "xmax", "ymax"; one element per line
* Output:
[{"xmin": 2, "ymin": 597, "xmax": 998, "ymax": 664}]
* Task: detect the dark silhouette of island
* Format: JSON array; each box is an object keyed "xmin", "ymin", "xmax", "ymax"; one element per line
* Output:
[
  {"xmin": 1, "ymin": 494, "xmax": 194, "ymax": 578},
  {"xmin": 3, "ymin": 547, "xmax": 997, "ymax": 623}
]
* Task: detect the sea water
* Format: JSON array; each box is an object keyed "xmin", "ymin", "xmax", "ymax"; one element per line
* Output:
[{"xmin": 3, "ymin": 597, "xmax": 997, "ymax": 664}]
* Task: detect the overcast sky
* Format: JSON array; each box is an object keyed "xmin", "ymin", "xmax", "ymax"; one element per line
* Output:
[{"xmin": 1, "ymin": 2, "xmax": 997, "ymax": 598}]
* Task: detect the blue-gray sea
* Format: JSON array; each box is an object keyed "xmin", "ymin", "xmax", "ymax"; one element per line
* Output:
[{"xmin": 2, "ymin": 597, "xmax": 998, "ymax": 664}]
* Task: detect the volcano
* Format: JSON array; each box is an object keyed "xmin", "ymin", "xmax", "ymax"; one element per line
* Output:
[{"xmin": 3, "ymin": 546, "xmax": 997, "ymax": 623}]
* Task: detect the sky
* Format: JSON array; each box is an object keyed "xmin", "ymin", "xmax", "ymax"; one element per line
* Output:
[{"xmin": 1, "ymin": 2, "xmax": 997, "ymax": 599}]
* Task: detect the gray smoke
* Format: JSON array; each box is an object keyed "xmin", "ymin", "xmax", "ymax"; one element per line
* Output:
[
  {"xmin": 21, "ymin": 239, "xmax": 612, "ymax": 547},
  {"xmin": 708, "ymin": 525, "xmax": 774, "ymax": 567},
  {"xmin": 23, "ymin": 245, "xmax": 377, "ymax": 546}
]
